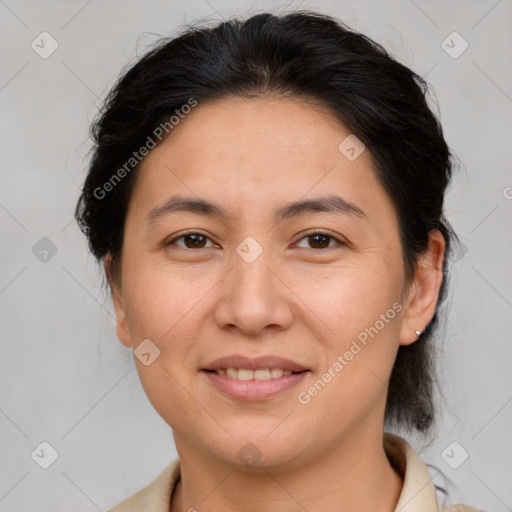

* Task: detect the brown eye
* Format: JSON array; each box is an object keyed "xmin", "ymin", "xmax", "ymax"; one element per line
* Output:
[
  {"xmin": 166, "ymin": 232, "xmax": 214, "ymax": 249},
  {"xmin": 295, "ymin": 232, "xmax": 343, "ymax": 250},
  {"xmin": 182, "ymin": 234, "xmax": 207, "ymax": 249},
  {"xmin": 307, "ymin": 234, "xmax": 332, "ymax": 249}
]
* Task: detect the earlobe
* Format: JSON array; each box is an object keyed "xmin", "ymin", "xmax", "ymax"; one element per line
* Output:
[
  {"xmin": 398, "ymin": 230, "xmax": 445, "ymax": 346},
  {"xmin": 104, "ymin": 254, "xmax": 132, "ymax": 348}
]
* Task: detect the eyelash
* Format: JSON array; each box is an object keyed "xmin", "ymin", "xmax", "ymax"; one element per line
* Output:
[{"xmin": 165, "ymin": 230, "xmax": 345, "ymax": 251}]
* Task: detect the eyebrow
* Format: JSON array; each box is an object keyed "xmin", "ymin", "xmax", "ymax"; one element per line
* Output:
[{"xmin": 145, "ymin": 194, "xmax": 367, "ymax": 225}]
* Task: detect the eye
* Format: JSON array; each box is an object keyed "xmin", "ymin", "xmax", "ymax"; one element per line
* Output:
[
  {"xmin": 165, "ymin": 232, "xmax": 216, "ymax": 249},
  {"xmin": 165, "ymin": 231, "xmax": 344, "ymax": 251},
  {"xmin": 295, "ymin": 231, "xmax": 344, "ymax": 250}
]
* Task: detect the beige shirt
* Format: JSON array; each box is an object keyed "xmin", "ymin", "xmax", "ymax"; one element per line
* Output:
[{"xmin": 107, "ymin": 432, "xmax": 486, "ymax": 512}]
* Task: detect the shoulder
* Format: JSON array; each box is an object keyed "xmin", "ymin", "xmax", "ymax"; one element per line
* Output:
[
  {"xmin": 106, "ymin": 459, "xmax": 181, "ymax": 512},
  {"xmin": 383, "ymin": 432, "xmax": 488, "ymax": 512}
]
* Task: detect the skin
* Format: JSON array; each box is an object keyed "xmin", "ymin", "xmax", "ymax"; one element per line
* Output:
[{"xmin": 107, "ymin": 95, "xmax": 445, "ymax": 512}]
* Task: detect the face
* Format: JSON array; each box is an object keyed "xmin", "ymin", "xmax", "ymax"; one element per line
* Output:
[{"xmin": 109, "ymin": 95, "xmax": 444, "ymax": 469}]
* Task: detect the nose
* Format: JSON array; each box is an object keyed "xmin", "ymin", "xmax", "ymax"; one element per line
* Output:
[{"xmin": 213, "ymin": 245, "xmax": 294, "ymax": 336}]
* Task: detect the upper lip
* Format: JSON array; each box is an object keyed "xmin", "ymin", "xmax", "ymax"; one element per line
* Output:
[{"xmin": 202, "ymin": 354, "xmax": 309, "ymax": 372}]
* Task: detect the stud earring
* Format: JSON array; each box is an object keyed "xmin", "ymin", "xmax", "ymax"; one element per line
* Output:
[{"xmin": 415, "ymin": 330, "xmax": 422, "ymax": 336}]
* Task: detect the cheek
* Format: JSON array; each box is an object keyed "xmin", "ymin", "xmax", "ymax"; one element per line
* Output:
[
  {"xmin": 301, "ymin": 264, "xmax": 402, "ymax": 399},
  {"xmin": 135, "ymin": 361, "xmax": 204, "ymax": 438},
  {"xmin": 121, "ymin": 255, "xmax": 203, "ymax": 340},
  {"xmin": 300, "ymin": 304, "xmax": 400, "ymax": 429},
  {"xmin": 304, "ymin": 263, "xmax": 402, "ymax": 340},
  {"xmin": 121, "ymin": 264, "xmax": 204, "ymax": 423}
]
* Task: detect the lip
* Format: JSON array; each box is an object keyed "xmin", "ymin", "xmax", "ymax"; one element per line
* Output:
[
  {"xmin": 201, "ymin": 354, "xmax": 309, "ymax": 372},
  {"xmin": 201, "ymin": 370, "xmax": 309, "ymax": 401}
]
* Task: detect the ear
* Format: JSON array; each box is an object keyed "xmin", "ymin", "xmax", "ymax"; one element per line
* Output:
[
  {"xmin": 398, "ymin": 229, "xmax": 446, "ymax": 346},
  {"xmin": 104, "ymin": 254, "xmax": 132, "ymax": 348}
]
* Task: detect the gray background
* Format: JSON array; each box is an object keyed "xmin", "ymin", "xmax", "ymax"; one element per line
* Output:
[{"xmin": 1, "ymin": 0, "xmax": 511, "ymax": 510}]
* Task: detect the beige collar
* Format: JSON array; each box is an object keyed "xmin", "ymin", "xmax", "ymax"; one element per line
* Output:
[{"xmin": 384, "ymin": 432, "xmax": 438, "ymax": 511}]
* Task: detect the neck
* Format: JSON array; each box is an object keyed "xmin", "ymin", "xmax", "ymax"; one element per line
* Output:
[{"xmin": 170, "ymin": 428, "xmax": 403, "ymax": 512}]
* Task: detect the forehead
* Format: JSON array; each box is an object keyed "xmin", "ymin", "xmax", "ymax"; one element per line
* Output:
[
  {"xmin": 163, "ymin": 95, "xmax": 352, "ymax": 162},
  {"xmin": 128, "ymin": 96, "xmax": 398, "ymax": 230}
]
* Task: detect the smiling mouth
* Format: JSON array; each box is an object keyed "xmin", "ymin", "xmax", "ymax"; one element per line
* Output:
[
  {"xmin": 201, "ymin": 367, "xmax": 310, "ymax": 401},
  {"xmin": 203, "ymin": 368, "xmax": 307, "ymax": 380}
]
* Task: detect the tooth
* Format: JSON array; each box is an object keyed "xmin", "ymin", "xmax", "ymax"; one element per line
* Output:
[
  {"xmin": 237, "ymin": 369, "xmax": 254, "ymax": 380},
  {"xmin": 222, "ymin": 368, "xmax": 293, "ymax": 380},
  {"xmin": 254, "ymin": 369, "xmax": 272, "ymax": 380},
  {"xmin": 226, "ymin": 368, "xmax": 238, "ymax": 379},
  {"xmin": 270, "ymin": 368, "xmax": 284, "ymax": 378}
]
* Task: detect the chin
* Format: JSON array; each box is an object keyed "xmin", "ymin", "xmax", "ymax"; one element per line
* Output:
[{"xmin": 210, "ymin": 431, "xmax": 306, "ymax": 470}]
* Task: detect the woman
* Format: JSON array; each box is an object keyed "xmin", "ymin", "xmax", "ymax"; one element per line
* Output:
[{"xmin": 75, "ymin": 10, "xmax": 486, "ymax": 512}]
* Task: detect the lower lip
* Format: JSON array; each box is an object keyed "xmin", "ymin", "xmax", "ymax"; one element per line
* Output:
[{"xmin": 201, "ymin": 370, "xmax": 309, "ymax": 401}]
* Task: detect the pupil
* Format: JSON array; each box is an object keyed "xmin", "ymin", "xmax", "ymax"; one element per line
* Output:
[
  {"xmin": 310, "ymin": 234, "xmax": 329, "ymax": 249},
  {"xmin": 186, "ymin": 234, "xmax": 206, "ymax": 248}
]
